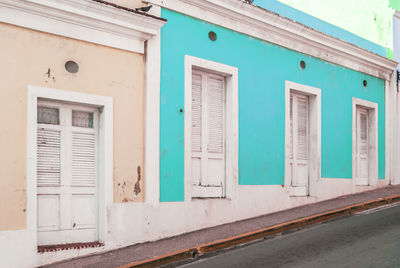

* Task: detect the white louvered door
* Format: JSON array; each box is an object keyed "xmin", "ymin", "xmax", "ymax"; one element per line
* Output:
[
  {"xmin": 191, "ymin": 70, "xmax": 226, "ymax": 198},
  {"xmin": 356, "ymin": 107, "xmax": 369, "ymax": 185},
  {"xmin": 289, "ymin": 93, "xmax": 309, "ymax": 195},
  {"xmin": 37, "ymin": 101, "xmax": 98, "ymax": 245}
]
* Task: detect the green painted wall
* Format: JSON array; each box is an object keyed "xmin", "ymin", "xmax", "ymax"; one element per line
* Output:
[
  {"xmin": 159, "ymin": 9, "xmax": 386, "ymax": 202},
  {"xmin": 263, "ymin": 0, "xmax": 395, "ymax": 52},
  {"xmin": 253, "ymin": 0, "xmax": 387, "ymax": 57},
  {"xmin": 390, "ymin": 0, "xmax": 400, "ymax": 10}
]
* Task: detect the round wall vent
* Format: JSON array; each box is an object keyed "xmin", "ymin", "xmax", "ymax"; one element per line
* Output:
[
  {"xmin": 208, "ymin": 31, "xmax": 217, "ymax": 41},
  {"xmin": 65, "ymin": 60, "xmax": 79, "ymax": 74},
  {"xmin": 300, "ymin": 60, "xmax": 306, "ymax": 69}
]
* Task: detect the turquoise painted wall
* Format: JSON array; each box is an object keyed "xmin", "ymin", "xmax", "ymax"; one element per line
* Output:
[{"xmin": 159, "ymin": 9, "xmax": 386, "ymax": 202}]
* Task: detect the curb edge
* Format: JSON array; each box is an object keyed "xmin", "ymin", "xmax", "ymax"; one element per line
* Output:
[{"xmin": 119, "ymin": 194, "xmax": 400, "ymax": 268}]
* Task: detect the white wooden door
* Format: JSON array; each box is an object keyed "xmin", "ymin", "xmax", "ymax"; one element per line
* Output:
[
  {"xmin": 289, "ymin": 93, "xmax": 309, "ymax": 195},
  {"xmin": 191, "ymin": 70, "xmax": 226, "ymax": 198},
  {"xmin": 356, "ymin": 107, "xmax": 369, "ymax": 185},
  {"xmin": 37, "ymin": 101, "xmax": 98, "ymax": 245}
]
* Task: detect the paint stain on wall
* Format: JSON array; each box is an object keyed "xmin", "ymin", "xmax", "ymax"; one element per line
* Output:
[
  {"xmin": 115, "ymin": 165, "xmax": 143, "ymax": 202},
  {"xmin": 44, "ymin": 67, "xmax": 56, "ymax": 83},
  {"xmin": 134, "ymin": 166, "xmax": 141, "ymax": 196}
]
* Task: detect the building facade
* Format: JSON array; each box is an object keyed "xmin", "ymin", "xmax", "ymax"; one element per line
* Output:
[
  {"xmin": 0, "ymin": 0, "xmax": 398, "ymax": 267},
  {"xmin": 146, "ymin": 0, "xmax": 397, "ymax": 245},
  {"xmin": 0, "ymin": 0, "xmax": 165, "ymax": 266}
]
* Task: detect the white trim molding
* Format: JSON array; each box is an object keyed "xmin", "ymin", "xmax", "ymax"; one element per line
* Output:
[
  {"xmin": 184, "ymin": 55, "xmax": 238, "ymax": 201},
  {"xmin": 394, "ymin": 10, "xmax": 400, "ymax": 20},
  {"xmin": 352, "ymin": 97, "xmax": 378, "ymax": 186},
  {"xmin": 0, "ymin": 0, "xmax": 166, "ymax": 54},
  {"xmin": 385, "ymin": 79, "xmax": 391, "ymax": 185},
  {"xmin": 394, "ymin": 10, "xmax": 400, "ymax": 68},
  {"xmin": 27, "ymin": 86, "xmax": 113, "ymax": 247},
  {"xmin": 145, "ymin": 5, "xmax": 162, "ymax": 206},
  {"xmin": 147, "ymin": 0, "xmax": 398, "ymax": 80},
  {"xmin": 284, "ymin": 81, "xmax": 321, "ymax": 197}
]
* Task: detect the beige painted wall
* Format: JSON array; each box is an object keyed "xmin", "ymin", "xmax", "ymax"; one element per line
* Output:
[{"xmin": 0, "ymin": 23, "xmax": 146, "ymax": 231}]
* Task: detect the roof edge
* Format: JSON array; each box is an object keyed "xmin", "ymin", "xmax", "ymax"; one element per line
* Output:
[
  {"xmin": 147, "ymin": 0, "xmax": 398, "ymax": 80},
  {"xmin": 0, "ymin": 0, "xmax": 166, "ymax": 53}
]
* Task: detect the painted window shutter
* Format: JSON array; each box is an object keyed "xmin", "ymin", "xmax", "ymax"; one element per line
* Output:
[
  {"xmin": 289, "ymin": 95, "xmax": 293, "ymax": 160},
  {"xmin": 192, "ymin": 74, "xmax": 202, "ymax": 152},
  {"xmin": 37, "ymin": 128, "xmax": 61, "ymax": 186},
  {"xmin": 191, "ymin": 70, "xmax": 226, "ymax": 198},
  {"xmin": 71, "ymin": 132, "xmax": 96, "ymax": 186},
  {"xmin": 37, "ymin": 102, "xmax": 98, "ymax": 246},
  {"xmin": 297, "ymin": 95, "xmax": 308, "ymax": 161},
  {"xmin": 289, "ymin": 93, "xmax": 309, "ymax": 192},
  {"xmin": 191, "ymin": 73, "xmax": 202, "ymax": 186},
  {"xmin": 360, "ymin": 113, "xmax": 368, "ymax": 156},
  {"xmin": 207, "ymin": 76, "xmax": 225, "ymax": 154},
  {"xmin": 356, "ymin": 108, "xmax": 369, "ymax": 184}
]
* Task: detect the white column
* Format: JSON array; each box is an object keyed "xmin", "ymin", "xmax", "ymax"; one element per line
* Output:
[
  {"xmin": 145, "ymin": 5, "xmax": 162, "ymax": 205},
  {"xmin": 391, "ymin": 11, "xmax": 400, "ymax": 184},
  {"xmin": 394, "ymin": 11, "xmax": 400, "ymax": 66}
]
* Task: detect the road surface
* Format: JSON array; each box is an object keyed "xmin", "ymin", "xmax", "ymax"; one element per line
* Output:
[{"xmin": 179, "ymin": 203, "xmax": 400, "ymax": 268}]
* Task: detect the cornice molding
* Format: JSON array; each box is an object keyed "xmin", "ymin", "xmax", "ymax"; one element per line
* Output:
[
  {"xmin": 395, "ymin": 10, "xmax": 400, "ymax": 19},
  {"xmin": 147, "ymin": 0, "xmax": 397, "ymax": 80},
  {"xmin": 0, "ymin": 0, "xmax": 166, "ymax": 54}
]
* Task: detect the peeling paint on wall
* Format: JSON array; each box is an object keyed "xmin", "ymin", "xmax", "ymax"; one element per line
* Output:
[
  {"xmin": 134, "ymin": 166, "xmax": 142, "ymax": 196},
  {"xmin": 115, "ymin": 165, "xmax": 144, "ymax": 202}
]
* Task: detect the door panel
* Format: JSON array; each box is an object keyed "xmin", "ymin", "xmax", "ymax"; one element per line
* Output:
[
  {"xmin": 191, "ymin": 157, "xmax": 201, "ymax": 185},
  {"xmin": 356, "ymin": 108, "xmax": 369, "ymax": 185},
  {"xmin": 191, "ymin": 70, "xmax": 226, "ymax": 198},
  {"xmin": 71, "ymin": 194, "xmax": 96, "ymax": 229},
  {"xmin": 205, "ymin": 158, "xmax": 225, "ymax": 186},
  {"xmin": 289, "ymin": 93, "xmax": 309, "ymax": 193},
  {"xmin": 37, "ymin": 195, "xmax": 60, "ymax": 231},
  {"xmin": 37, "ymin": 101, "xmax": 98, "ymax": 245}
]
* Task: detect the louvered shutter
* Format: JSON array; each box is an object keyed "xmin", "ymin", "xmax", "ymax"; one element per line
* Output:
[
  {"xmin": 191, "ymin": 73, "xmax": 202, "ymax": 186},
  {"xmin": 37, "ymin": 128, "xmax": 61, "ymax": 186},
  {"xmin": 191, "ymin": 71, "xmax": 226, "ymax": 198},
  {"xmin": 203, "ymin": 74, "xmax": 225, "ymax": 190},
  {"xmin": 289, "ymin": 93, "xmax": 309, "ymax": 189},
  {"xmin": 356, "ymin": 108, "xmax": 369, "ymax": 184},
  {"xmin": 297, "ymin": 95, "xmax": 308, "ymax": 161},
  {"xmin": 359, "ymin": 113, "xmax": 368, "ymax": 156},
  {"xmin": 192, "ymin": 74, "xmax": 202, "ymax": 152},
  {"xmin": 289, "ymin": 95, "xmax": 293, "ymax": 160},
  {"xmin": 71, "ymin": 132, "xmax": 96, "ymax": 186},
  {"xmin": 37, "ymin": 102, "xmax": 99, "ymax": 245},
  {"xmin": 207, "ymin": 76, "xmax": 225, "ymax": 154}
]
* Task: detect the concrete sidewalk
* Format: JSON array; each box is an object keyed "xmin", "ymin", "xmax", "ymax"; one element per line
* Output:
[{"xmin": 46, "ymin": 185, "xmax": 400, "ymax": 268}]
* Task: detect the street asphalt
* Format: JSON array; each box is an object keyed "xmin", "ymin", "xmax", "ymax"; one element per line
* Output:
[
  {"xmin": 45, "ymin": 186, "xmax": 400, "ymax": 268},
  {"xmin": 178, "ymin": 203, "xmax": 400, "ymax": 268}
]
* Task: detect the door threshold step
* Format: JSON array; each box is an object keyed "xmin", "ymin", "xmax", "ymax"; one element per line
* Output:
[{"xmin": 38, "ymin": 241, "xmax": 104, "ymax": 253}]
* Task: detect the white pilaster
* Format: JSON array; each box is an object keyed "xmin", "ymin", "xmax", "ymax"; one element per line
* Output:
[{"xmin": 145, "ymin": 5, "xmax": 162, "ymax": 205}]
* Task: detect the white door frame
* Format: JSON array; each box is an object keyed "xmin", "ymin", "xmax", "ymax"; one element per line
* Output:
[
  {"xmin": 184, "ymin": 55, "xmax": 238, "ymax": 201},
  {"xmin": 284, "ymin": 81, "xmax": 321, "ymax": 196},
  {"xmin": 27, "ymin": 86, "xmax": 113, "ymax": 246},
  {"xmin": 352, "ymin": 97, "xmax": 378, "ymax": 186}
]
